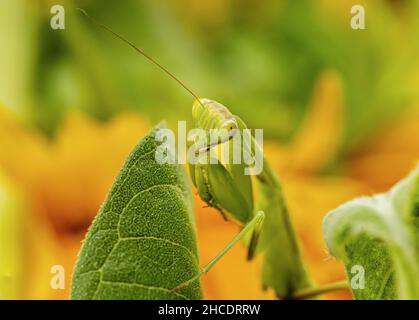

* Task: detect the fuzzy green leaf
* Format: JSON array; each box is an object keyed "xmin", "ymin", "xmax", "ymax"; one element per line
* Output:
[
  {"xmin": 323, "ymin": 166, "xmax": 419, "ymax": 299},
  {"xmin": 71, "ymin": 124, "xmax": 202, "ymax": 300}
]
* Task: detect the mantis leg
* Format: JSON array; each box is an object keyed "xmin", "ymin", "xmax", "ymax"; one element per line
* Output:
[
  {"xmin": 246, "ymin": 213, "xmax": 264, "ymax": 260},
  {"xmin": 171, "ymin": 211, "xmax": 265, "ymax": 292},
  {"xmin": 202, "ymin": 211, "xmax": 265, "ymax": 274}
]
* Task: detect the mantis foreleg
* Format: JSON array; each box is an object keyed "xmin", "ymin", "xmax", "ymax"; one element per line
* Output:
[
  {"xmin": 202, "ymin": 211, "xmax": 265, "ymax": 274},
  {"xmin": 171, "ymin": 211, "xmax": 265, "ymax": 292}
]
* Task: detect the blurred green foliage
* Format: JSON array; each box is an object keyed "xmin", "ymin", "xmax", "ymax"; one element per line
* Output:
[{"xmin": 1, "ymin": 0, "xmax": 419, "ymax": 153}]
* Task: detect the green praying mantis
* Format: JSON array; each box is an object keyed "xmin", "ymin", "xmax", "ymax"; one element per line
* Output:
[{"xmin": 78, "ymin": 8, "xmax": 314, "ymax": 298}]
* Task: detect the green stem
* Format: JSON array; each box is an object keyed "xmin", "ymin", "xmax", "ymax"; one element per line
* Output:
[{"xmin": 289, "ymin": 280, "xmax": 349, "ymax": 300}]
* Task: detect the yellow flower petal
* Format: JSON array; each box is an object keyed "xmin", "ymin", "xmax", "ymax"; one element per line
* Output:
[
  {"xmin": 287, "ymin": 71, "xmax": 344, "ymax": 173},
  {"xmin": 346, "ymin": 109, "xmax": 419, "ymax": 191},
  {"xmin": 0, "ymin": 168, "xmax": 25, "ymax": 299}
]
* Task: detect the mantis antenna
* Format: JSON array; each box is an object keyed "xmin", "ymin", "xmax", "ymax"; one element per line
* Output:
[{"xmin": 77, "ymin": 8, "xmax": 205, "ymax": 108}]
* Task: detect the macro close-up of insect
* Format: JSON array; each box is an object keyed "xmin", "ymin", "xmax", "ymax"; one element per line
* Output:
[
  {"xmin": 1, "ymin": 1, "xmax": 419, "ymax": 313},
  {"xmin": 71, "ymin": 8, "xmax": 311, "ymax": 300}
]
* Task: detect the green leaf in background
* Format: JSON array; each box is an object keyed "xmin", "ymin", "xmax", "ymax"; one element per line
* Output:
[
  {"xmin": 323, "ymin": 166, "xmax": 419, "ymax": 299},
  {"xmin": 7, "ymin": 0, "xmax": 418, "ymax": 154},
  {"xmin": 71, "ymin": 124, "xmax": 202, "ymax": 300}
]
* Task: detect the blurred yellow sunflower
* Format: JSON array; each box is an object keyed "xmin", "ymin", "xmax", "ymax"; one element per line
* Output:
[{"xmin": 0, "ymin": 70, "xmax": 418, "ymax": 300}]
